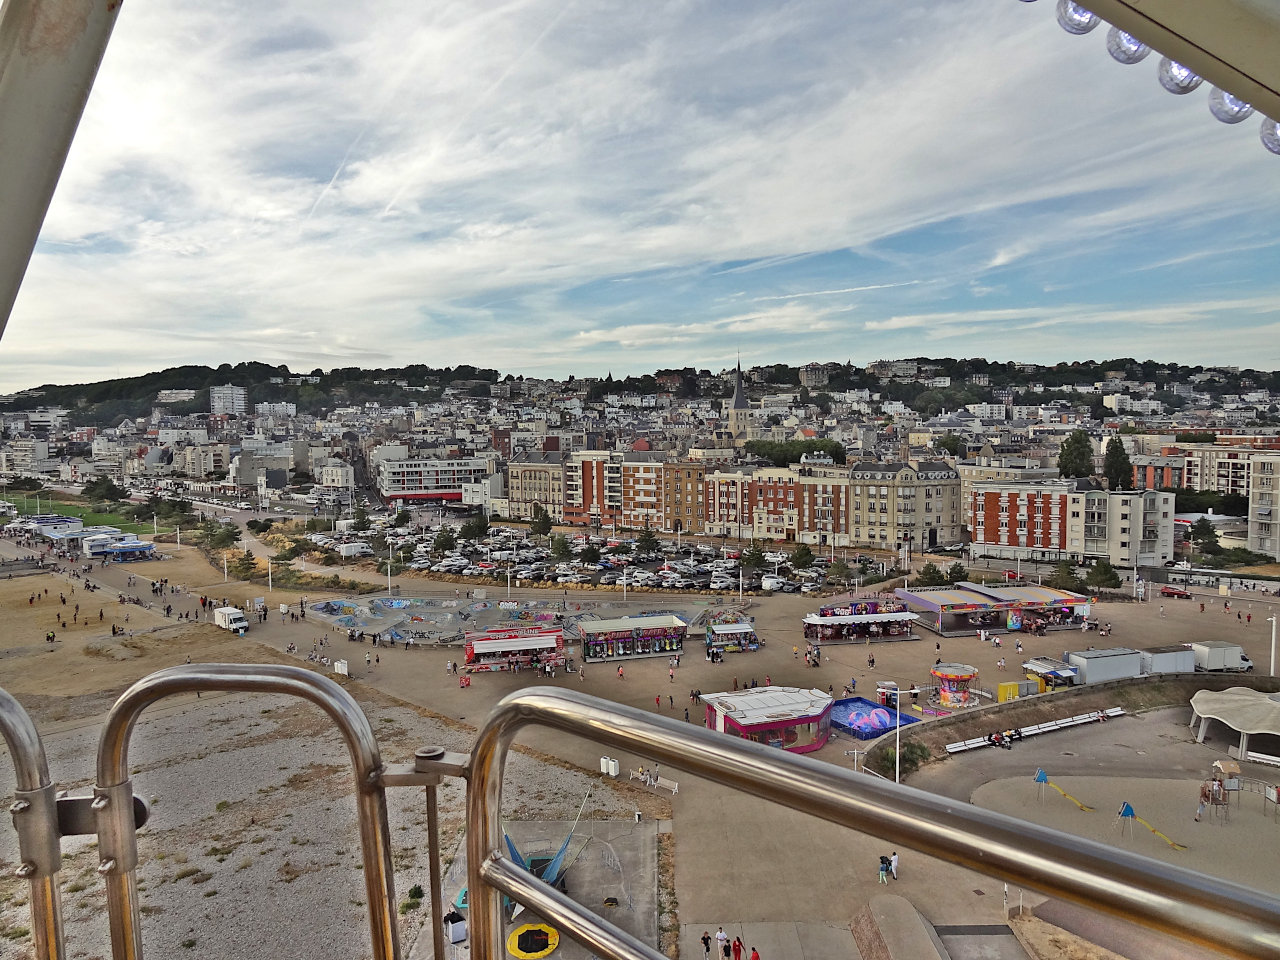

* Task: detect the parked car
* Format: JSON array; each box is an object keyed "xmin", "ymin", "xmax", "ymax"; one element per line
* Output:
[{"xmin": 1160, "ymin": 585, "xmax": 1193, "ymax": 599}]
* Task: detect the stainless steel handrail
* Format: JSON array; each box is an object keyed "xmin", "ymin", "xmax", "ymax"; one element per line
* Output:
[
  {"xmin": 468, "ymin": 688, "xmax": 1280, "ymax": 960},
  {"xmin": 0, "ymin": 0, "xmax": 121, "ymax": 338},
  {"xmin": 94, "ymin": 663, "xmax": 401, "ymax": 960},
  {"xmin": 0, "ymin": 687, "xmax": 65, "ymax": 960}
]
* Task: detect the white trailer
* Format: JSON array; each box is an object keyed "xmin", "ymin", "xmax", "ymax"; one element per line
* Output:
[
  {"xmin": 1068, "ymin": 647, "xmax": 1142, "ymax": 684},
  {"xmin": 213, "ymin": 606, "xmax": 249, "ymax": 633},
  {"xmin": 1140, "ymin": 645, "xmax": 1196, "ymax": 675},
  {"xmin": 1190, "ymin": 641, "xmax": 1253, "ymax": 673}
]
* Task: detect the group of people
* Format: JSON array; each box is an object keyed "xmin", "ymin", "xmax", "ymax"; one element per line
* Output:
[
  {"xmin": 877, "ymin": 851, "xmax": 900, "ymax": 883},
  {"xmin": 701, "ymin": 928, "xmax": 759, "ymax": 960}
]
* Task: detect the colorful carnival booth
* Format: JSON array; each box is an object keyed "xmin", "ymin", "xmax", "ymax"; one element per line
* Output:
[
  {"xmin": 463, "ymin": 627, "xmax": 565, "ymax": 673},
  {"xmin": 705, "ymin": 621, "xmax": 759, "ymax": 657},
  {"xmin": 702, "ymin": 686, "xmax": 833, "ymax": 753},
  {"xmin": 802, "ymin": 597, "xmax": 918, "ymax": 644},
  {"xmin": 578, "ymin": 614, "xmax": 687, "ymax": 662},
  {"xmin": 894, "ymin": 582, "xmax": 1091, "ymax": 636}
]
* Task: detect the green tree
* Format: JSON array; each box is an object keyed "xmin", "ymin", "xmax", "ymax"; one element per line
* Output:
[
  {"xmin": 231, "ymin": 548, "xmax": 258, "ymax": 580},
  {"xmin": 1058, "ymin": 429, "xmax": 1094, "ymax": 478},
  {"xmin": 636, "ymin": 525, "xmax": 660, "ymax": 554},
  {"xmin": 910, "ymin": 561, "xmax": 947, "ymax": 587},
  {"xmin": 433, "ymin": 527, "xmax": 457, "ymax": 553},
  {"xmin": 580, "ymin": 545, "xmax": 601, "ymax": 566},
  {"xmin": 394, "ymin": 509, "xmax": 411, "ymax": 527},
  {"xmin": 1189, "ymin": 517, "xmax": 1220, "ymax": 554},
  {"xmin": 945, "ymin": 561, "xmax": 968, "ymax": 584},
  {"xmin": 1085, "ymin": 559, "xmax": 1122, "ymax": 589},
  {"xmin": 828, "ymin": 558, "xmax": 851, "ymax": 584},
  {"xmin": 352, "ymin": 505, "xmax": 371, "ymax": 532},
  {"xmin": 1175, "ymin": 431, "xmax": 1215, "ymax": 444},
  {"xmin": 1103, "ymin": 437, "xmax": 1133, "ymax": 490},
  {"xmin": 459, "ymin": 515, "xmax": 489, "ymax": 540},
  {"xmin": 529, "ymin": 504, "xmax": 552, "ymax": 538},
  {"xmin": 789, "ymin": 544, "xmax": 815, "ymax": 570},
  {"xmin": 550, "ymin": 534, "xmax": 572, "ymax": 562},
  {"xmin": 935, "ymin": 433, "xmax": 964, "ymax": 457},
  {"xmin": 610, "ymin": 540, "xmax": 632, "ymax": 555},
  {"xmin": 740, "ymin": 542, "xmax": 765, "ymax": 571},
  {"xmin": 82, "ymin": 475, "xmax": 128, "ymax": 501},
  {"xmin": 1047, "ymin": 561, "xmax": 1085, "ymax": 592}
]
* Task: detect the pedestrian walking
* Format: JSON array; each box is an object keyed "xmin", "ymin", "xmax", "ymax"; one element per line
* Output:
[
  {"xmin": 732, "ymin": 937, "xmax": 743, "ymax": 960},
  {"xmin": 701, "ymin": 933, "xmax": 711, "ymax": 959},
  {"xmin": 669, "ymin": 667, "xmax": 675, "ymax": 683},
  {"xmin": 878, "ymin": 856, "xmax": 889, "ymax": 884},
  {"xmin": 715, "ymin": 928, "xmax": 728, "ymax": 956},
  {"xmin": 890, "ymin": 851, "xmax": 899, "ymax": 880},
  {"xmin": 750, "ymin": 949, "xmax": 759, "ymax": 960},
  {"xmin": 365, "ymin": 652, "xmax": 371, "ymax": 668},
  {"xmin": 1159, "ymin": 605, "xmax": 1165, "ymax": 618},
  {"xmin": 655, "ymin": 695, "xmax": 661, "ymax": 709},
  {"xmin": 618, "ymin": 665, "xmax": 625, "ymax": 680}
]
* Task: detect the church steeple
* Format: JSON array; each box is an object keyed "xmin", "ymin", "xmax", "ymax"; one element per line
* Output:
[{"xmin": 730, "ymin": 356, "xmax": 748, "ymax": 411}]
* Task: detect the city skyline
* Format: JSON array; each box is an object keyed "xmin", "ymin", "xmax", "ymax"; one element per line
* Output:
[{"xmin": 4, "ymin": 0, "xmax": 1280, "ymax": 393}]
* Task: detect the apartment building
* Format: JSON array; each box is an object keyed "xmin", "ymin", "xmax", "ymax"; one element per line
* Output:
[
  {"xmin": 749, "ymin": 466, "xmax": 800, "ymax": 542},
  {"xmin": 1181, "ymin": 444, "xmax": 1266, "ymax": 496},
  {"xmin": 660, "ymin": 461, "xmax": 706, "ymax": 534},
  {"xmin": 847, "ymin": 461, "xmax": 961, "ymax": 552},
  {"xmin": 209, "ymin": 384, "xmax": 248, "ymax": 417},
  {"xmin": 179, "ymin": 443, "xmax": 231, "ymax": 478},
  {"xmin": 795, "ymin": 462, "xmax": 852, "ymax": 549},
  {"xmin": 1247, "ymin": 454, "xmax": 1280, "ymax": 560},
  {"xmin": 1130, "ymin": 455, "xmax": 1185, "ymax": 490},
  {"xmin": 507, "ymin": 452, "xmax": 565, "ymax": 522},
  {"xmin": 955, "ymin": 455, "xmax": 1057, "ymax": 528},
  {"xmin": 704, "ymin": 468, "xmax": 754, "ymax": 538},
  {"xmin": 618, "ymin": 454, "xmax": 664, "ymax": 530},
  {"xmin": 970, "ymin": 479, "xmax": 1174, "ymax": 567},
  {"xmin": 376, "ymin": 455, "xmax": 494, "ymax": 503},
  {"xmin": 562, "ymin": 451, "xmax": 621, "ymax": 527}
]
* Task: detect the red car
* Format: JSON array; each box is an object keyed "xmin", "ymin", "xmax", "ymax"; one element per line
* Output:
[
  {"xmin": 1160, "ymin": 585, "xmax": 1192, "ymax": 599},
  {"xmin": 1002, "ymin": 569, "xmax": 1020, "ymax": 581}
]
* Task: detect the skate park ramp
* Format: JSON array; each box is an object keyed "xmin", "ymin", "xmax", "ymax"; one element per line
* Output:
[{"xmin": 852, "ymin": 896, "xmax": 1030, "ymax": 960}]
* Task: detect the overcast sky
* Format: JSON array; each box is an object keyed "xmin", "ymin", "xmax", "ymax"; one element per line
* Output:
[{"xmin": 4, "ymin": 0, "xmax": 1279, "ymax": 392}]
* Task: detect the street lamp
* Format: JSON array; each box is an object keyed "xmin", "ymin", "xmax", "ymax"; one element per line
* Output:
[
  {"xmin": 883, "ymin": 681, "xmax": 901, "ymax": 784},
  {"xmin": 1270, "ymin": 616, "xmax": 1278, "ymax": 677}
]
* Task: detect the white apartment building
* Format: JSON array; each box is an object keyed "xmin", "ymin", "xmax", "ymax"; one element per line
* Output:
[
  {"xmin": 1247, "ymin": 454, "xmax": 1280, "ymax": 560},
  {"xmin": 255, "ymin": 402, "xmax": 297, "ymax": 417},
  {"xmin": 1181, "ymin": 444, "xmax": 1266, "ymax": 497},
  {"xmin": 209, "ymin": 384, "xmax": 248, "ymax": 417},
  {"xmin": 376, "ymin": 455, "xmax": 495, "ymax": 504},
  {"xmin": 847, "ymin": 461, "xmax": 962, "ymax": 553}
]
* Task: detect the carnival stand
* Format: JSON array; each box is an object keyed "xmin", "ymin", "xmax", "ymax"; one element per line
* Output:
[
  {"xmin": 464, "ymin": 627, "xmax": 565, "ymax": 673},
  {"xmin": 702, "ymin": 686, "xmax": 834, "ymax": 753},
  {"xmin": 802, "ymin": 596, "xmax": 918, "ymax": 645},
  {"xmin": 578, "ymin": 614, "xmax": 688, "ymax": 662},
  {"xmin": 705, "ymin": 621, "xmax": 759, "ymax": 656}
]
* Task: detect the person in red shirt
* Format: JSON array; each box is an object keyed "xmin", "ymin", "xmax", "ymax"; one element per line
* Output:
[
  {"xmin": 732, "ymin": 937, "xmax": 743, "ymax": 960},
  {"xmin": 750, "ymin": 949, "xmax": 760, "ymax": 960}
]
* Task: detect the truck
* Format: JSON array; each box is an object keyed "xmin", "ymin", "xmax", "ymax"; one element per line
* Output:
[
  {"xmin": 1189, "ymin": 640, "xmax": 1253, "ymax": 673},
  {"xmin": 213, "ymin": 606, "xmax": 249, "ymax": 634},
  {"xmin": 337, "ymin": 542, "xmax": 373, "ymax": 559}
]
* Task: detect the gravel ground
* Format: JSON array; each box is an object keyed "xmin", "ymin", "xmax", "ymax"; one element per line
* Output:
[{"xmin": 0, "ymin": 688, "xmax": 649, "ymax": 959}]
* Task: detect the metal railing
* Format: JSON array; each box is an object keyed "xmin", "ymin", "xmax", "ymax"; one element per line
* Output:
[{"xmin": 7, "ymin": 667, "xmax": 1280, "ymax": 960}]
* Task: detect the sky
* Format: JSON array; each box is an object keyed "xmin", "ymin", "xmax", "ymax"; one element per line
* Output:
[{"xmin": 4, "ymin": 0, "xmax": 1280, "ymax": 392}]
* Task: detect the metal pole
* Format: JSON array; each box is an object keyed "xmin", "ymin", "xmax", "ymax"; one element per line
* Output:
[
  {"xmin": 467, "ymin": 688, "xmax": 1280, "ymax": 960},
  {"xmin": 895, "ymin": 683, "xmax": 901, "ymax": 784},
  {"xmin": 1271, "ymin": 617, "xmax": 1277, "ymax": 678},
  {"xmin": 0, "ymin": 0, "xmax": 121, "ymax": 336},
  {"xmin": 95, "ymin": 664, "xmax": 401, "ymax": 960},
  {"xmin": 426, "ymin": 784, "xmax": 445, "ymax": 960},
  {"xmin": 0, "ymin": 687, "xmax": 66, "ymax": 960}
]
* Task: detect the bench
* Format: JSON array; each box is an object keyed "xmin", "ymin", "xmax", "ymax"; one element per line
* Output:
[
  {"xmin": 629, "ymin": 768, "xmax": 645, "ymax": 783},
  {"xmin": 945, "ymin": 707, "xmax": 1125, "ymax": 753},
  {"xmin": 654, "ymin": 776, "xmax": 679, "ymax": 796}
]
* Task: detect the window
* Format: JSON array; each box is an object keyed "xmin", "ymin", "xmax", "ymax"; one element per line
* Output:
[{"xmin": 1120, "ymin": 541, "xmax": 1129, "ymax": 548}]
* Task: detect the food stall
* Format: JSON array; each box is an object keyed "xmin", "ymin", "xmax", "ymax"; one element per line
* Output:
[{"xmin": 578, "ymin": 614, "xmax": 687, "ymax": 662}]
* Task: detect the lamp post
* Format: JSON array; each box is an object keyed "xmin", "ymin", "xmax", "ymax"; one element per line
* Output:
[
  {"xmin": 884, "ymin": 681, "xmax": 901, "ymax": 784},
  {"xmin": 1270, "ymin": 616, "xmax": 1278, "ymax": 677}
]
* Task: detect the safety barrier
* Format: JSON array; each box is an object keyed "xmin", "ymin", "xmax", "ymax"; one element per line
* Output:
[{"xmin": 6, "ymin": 672, "xmax": 1280, "ymax": 960}]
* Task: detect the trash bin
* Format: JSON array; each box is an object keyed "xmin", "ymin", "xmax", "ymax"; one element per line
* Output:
[
  {"xmin": 877, "ymin": 688, "xmax": 887, "ymax": 705},
  {"xmin": 600, "ymin": 756, "xmax": 610, "ymax": 775},
  {"xmin": 443, "ymin": 910, "xmax": 467, "ymax": 943},
  {"xmin": 608, "ymin": 758, "xmax": 620, "ymax": 777},
  {"xmin": 634, "ymin": 811, "xmax": 642, "ymax": 823}
]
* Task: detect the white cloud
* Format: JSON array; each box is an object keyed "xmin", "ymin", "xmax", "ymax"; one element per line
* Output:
[{"xmin": 3, "ymin": 1, "xmax": 1279, "ymax": 390}]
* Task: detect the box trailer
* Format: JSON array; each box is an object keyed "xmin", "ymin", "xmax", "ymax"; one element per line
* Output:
[
  {"xmin": 1140, "ymin": 645, "xmax": 1196, "ymax": 675},
  {"xmin": 1068, "ymin": 647, "xmax": 1143, "ymax": 684},
  {"xmin": 213, "ymin": 607, "xmax": 249, "ymax": 633},
  {"xmin": 1190, "ymin": 641, "xmax": 1253, "ymax": 673}
]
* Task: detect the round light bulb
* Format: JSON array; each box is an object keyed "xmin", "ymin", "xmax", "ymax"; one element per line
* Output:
[
  {"xmin": 1106, "ymin": 27, "xmax": 1150, "ymax": 65},
  {"xmin": 1261, "ymin": 117, "xmax": 1280, "ymax": 156},
  {"xmin": 1056, "ymin": 0, "xmax": 1099, "ymax": 35},
  {"xmin": 1208, "ymin": 87, "xmax": 1254, "ymax": 124},
  {"xmin": 1157, "ymin": 57, "xmax": 1204, "ymax": 95}
]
